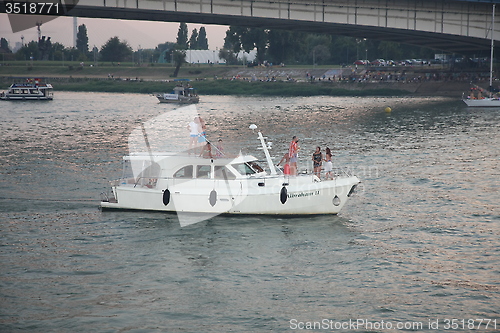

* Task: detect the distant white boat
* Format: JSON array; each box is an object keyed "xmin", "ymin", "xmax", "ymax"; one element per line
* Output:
[
  {"xmin": 463, "ymin": 4, "xmax": 499, "ymax": 107},
  {"xmin": 0, "ymin": 79, "xmax": 53, "ymax": 101},
  {"xmin": 462, "ymin": 93, "xmax": 500, "ymax": 107}
]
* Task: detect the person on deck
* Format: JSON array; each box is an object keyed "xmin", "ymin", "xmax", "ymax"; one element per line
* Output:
[
  {"xmin": 324, "ymin": 147, "xmax": 333, "ymax": 180},
  {"xmin": 200, "ymin": 142, "xmax": 213, "ymax": 158},
  {"xmin": 277, "ymin": 152, "xmax": 291, "ymax": 174},
  {"xmin": 312, "ymin": 147, "xmax": 323, "ymax": 178},
  {"xmin": 187, "ymin": 117, "xmax": 200, "ymax": 151},
  {"xmin": 288, "ymin": 136, "xmax": 299, "ymax": 176}
]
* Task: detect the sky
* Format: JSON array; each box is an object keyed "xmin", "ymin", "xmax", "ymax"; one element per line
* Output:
[{"xmin": 0, "ymin": 13, "xmax": 229, "ymax": 51}]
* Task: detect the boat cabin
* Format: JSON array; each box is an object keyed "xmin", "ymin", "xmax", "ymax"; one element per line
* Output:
[
  {"xmin": 172, "ymin": 85, "xmax": 197, "ymax": 97},
  {"xmin": 118, "ymin": 153, "xmax": 265, "ymax": 189}
]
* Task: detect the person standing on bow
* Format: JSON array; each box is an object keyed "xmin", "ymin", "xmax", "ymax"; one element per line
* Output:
[
  {"xmin": 197, "ymin": 116, "xmax": 207, "ymax": 145},
  {"xmin": 324, "ymin": 147, "xmax": 333, "ymax": 180},
  {"xmin": 288, "ymin": 136, "xmax": 299, "ymax": 176},
  {"xmin": 187, "ymin": 116, "xmax": 200, "ymax": 151},
  {"xmin": 312, "ymin": 146, "xmax": 323, "ymax": 178}
]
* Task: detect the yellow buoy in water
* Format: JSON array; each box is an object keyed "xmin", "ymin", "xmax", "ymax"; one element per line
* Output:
[{"xmin": 384, "ymin": 107, "xmax": 392, "ymax": 113}]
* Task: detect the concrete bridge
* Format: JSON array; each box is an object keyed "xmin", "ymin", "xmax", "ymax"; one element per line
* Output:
[{"xmin": 5, "ymin": 0, "xmax": 500, "ymax": 55}]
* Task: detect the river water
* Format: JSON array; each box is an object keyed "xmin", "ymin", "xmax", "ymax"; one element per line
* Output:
[{"xmin": 0, "ymin": 92, "xmax": 499, "ymax": 332}]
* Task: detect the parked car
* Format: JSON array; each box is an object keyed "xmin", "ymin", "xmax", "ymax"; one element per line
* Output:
[
  {"xmin": 370, "ymin": 59, "xmax": 386, "ymax": 66},
  {"xmin": 353, "ymin": 59, "xmax": 368, "ymax": 65}
]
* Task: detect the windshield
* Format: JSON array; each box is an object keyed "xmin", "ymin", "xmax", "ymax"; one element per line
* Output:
[{"xmin": 232, "ymin": 162, "xmax": 258, "ymax": 175}]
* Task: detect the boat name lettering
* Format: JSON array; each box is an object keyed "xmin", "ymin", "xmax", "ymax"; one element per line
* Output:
[
  {"xmin": 164, "ymin": 93, "xmax": 179, "ymax": 100},
  {"xmin": 287, "ymin": 191, "xmax": 320, "ymax": 199}
]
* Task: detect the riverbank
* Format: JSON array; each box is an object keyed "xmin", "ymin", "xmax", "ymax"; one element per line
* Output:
[{"xmin": 0, "ymin": 61, "xmax": 476, "ymax": 97}]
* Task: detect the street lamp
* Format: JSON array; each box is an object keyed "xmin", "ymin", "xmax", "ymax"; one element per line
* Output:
[{"xmin": 356, "ymin": 38, "xmax": 360, "ymax": 60}]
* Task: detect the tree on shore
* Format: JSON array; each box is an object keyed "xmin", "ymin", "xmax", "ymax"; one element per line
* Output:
[
  {"xmin": 188, "ymin": 28, "xmax": 198, "ymax": 50},
  {"xmin": 172, "ymin": 23, "xmax": 188, "ymax": 76},
  {"xmin": 197, "ymin": 27, "xmax": 209, "ymax": 50},
  {"xmin": 0, "ymin": 38, "xmax": 11, "ymax": 53},
  {"xmin": 172, "ymin": 48, "xmax": 186, "ymax": 77},
  {"xmin": 224, "ymin": 27, "xmax": 267, "ymax": 63},
  {"xmin": 176, "ymin": 22, "xmax": 188, "ymax": 50},
  {"xmin": 15, "ymin": 41, "xmax": 40, "ymax": 60},
  {"xmin": 76, "ymin": 24, "xmax": 89, "ymax": 57},
  {"xmin": 266, "ymin": 30, "xmax": 299, "ymax": 64},
  {"xmin": 50, "ymin": 42, "xmax": 65, "ymax": 61},
  {"xmin": 100, "ymin": 37, "xmax": 133, "ymax": 62},
  {"xmin": 218, "ymin": 48, "xmax": 239, "ymax": 65},
  {"xmin": 223, "ymin": 25, "xmax": 438, "ymax": 65},
  {"xmin": 38, "ymin": 36, "xmax": 52, "ymax": 60}
]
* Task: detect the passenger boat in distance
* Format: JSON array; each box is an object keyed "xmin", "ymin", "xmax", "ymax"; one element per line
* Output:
[
  {"xmin": 100, "ymin": 124, "xmax": 360, "ymax": 225},
  {"xmin": 154, "ymin": 85, "xmax": 199, "ymax": 104},
  {"xmin": 0, "ymin": 78, "xmax": 54, "ymax": 101}
]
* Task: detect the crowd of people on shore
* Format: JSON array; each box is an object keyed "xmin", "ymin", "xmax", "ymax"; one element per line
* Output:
[{"xmin": 201, "ymin": 67, "xmax": 490, "ymax": 85}]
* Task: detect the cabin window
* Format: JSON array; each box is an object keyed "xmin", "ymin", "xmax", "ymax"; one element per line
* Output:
[
  {"xmin": 214, "ymin": 166, "xmax": 236, "ymax": 180},
  {"xmin": 120, "ymin": 159, "xmax": 160, "ymax": 187},
  {"xmin": 174, "ymin": 165, "xmax": 193, "ymax": 178},
  {"xmin": 232, "ymin": 163, "xmax": 257, "ymax": 175},
  {"xmin": 196, "ymin": 165, "xmax": 211, "ymax": 179}
]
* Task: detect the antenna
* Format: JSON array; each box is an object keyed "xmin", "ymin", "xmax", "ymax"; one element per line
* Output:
[
  {"xmin": 73, "ymin": 17, "xmax": 77, "ymax": 48},
  {"xmin": 36, "ymin": 22, "xmax": 42, "ymax": 41},
  {"xmin": 249, "ymin": 124, "xmax": 277, "ymax": 175}
]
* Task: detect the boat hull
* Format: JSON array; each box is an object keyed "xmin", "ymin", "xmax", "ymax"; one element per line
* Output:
[
  {"xmin": 463, "ymin": 98, "xmax": 500, "ymax": 107},
  {"xmin": 155, "ymin": 92, "xmax": 199, "ymax": 104},
  {"xmin": 101, "ymin": 175, "xmax": 360, "ymax": 215},
  {"xmin": 157, "ymin": 96, "xmax": 199, "ymax": 104},
  {"xmin": 0, "ymin": 95, "xmax": 53, "ymax": 101}
]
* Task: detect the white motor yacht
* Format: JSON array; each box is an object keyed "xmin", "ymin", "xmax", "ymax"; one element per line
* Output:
[{"xmin": 101, "ymin": 126, "xmax": 360, "ymax": 220}]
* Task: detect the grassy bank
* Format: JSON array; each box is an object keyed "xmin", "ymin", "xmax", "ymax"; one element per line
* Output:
[
  {"xmin": 193, "ymin": 79, "xmax": 410, "ymax": 97},
  {"xmin": 0, "ymin": 61, "xmax": 239, "ymax": 79},
  {"xmin": 0, "ymin": 76, "xmax": 411, "ymax": 97},
  {"xmin": 0, "ymin": 61, "xmax": 412, "ymax": 97}
]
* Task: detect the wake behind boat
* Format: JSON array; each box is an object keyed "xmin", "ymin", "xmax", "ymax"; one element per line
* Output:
[
  {"xmin": 100, "ymin": 126, "xmax": 360, "ymax": 220},
  {"xmin": 0, "ymin": 78, "xmax": 54, "ymax": 101}
]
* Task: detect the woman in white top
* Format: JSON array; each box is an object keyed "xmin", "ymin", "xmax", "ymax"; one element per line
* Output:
[
  {"xmin": 323, "ymin": 147, "xmax": 333, "ymax": 180},
  {"xmin": 187, "ymin": 117, "xmax": 200, "ymax": 150}
]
